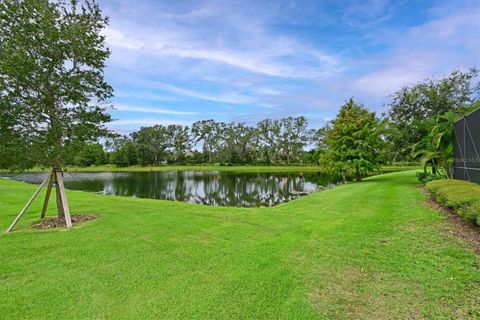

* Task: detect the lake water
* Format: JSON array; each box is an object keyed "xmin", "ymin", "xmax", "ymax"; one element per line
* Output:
[{"xmin": 1, "ymin": 171, "xmax": 339, "ymax": 207}]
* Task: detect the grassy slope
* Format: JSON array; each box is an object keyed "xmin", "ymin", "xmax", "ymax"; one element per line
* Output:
[{"xmin": 0, "ymin": 171, "xmax": 478, "ymax": 319}]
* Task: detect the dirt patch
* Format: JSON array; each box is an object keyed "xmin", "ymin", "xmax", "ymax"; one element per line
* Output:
[
  {"xmin": 32, "ymin": 214, "xmax": 98, "ymax": 230},
  {"xmin": 421, "ymin": 187, "xmax": 480, "ymax": 255}
]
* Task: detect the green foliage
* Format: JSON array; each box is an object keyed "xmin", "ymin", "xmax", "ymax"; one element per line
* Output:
[
  {"xmin": 385, "ymin": 68, "xmax": 479, "ymax": 161},
  {"xmin": 109, "ymin": 140, "xmax": 137, "ymax": 167},
  {"xmin": 412, "ymin": 112, "xmax": 461, "ymax": 177},
  {"xmin": 127, "ymin": 125, "xmax": 192, "ymax": 165},
  {"xmin": 256, "ymin": 118, "xmax": 282, "ymax": 164},
  {"xmin": 426, "ymin": 179, "xmax": 480, "ymax": 225},
  {"xmin": 131, "ymin": 126, "xmax": 170, "ymax": 166},
  {"xmin": 73, "ymin": 143, "xmax": 107, "ymax": 166},
  {"xmin": 459, "ymin": 201, "xmax": 480, "ymax": 226},
  {"xmin": 416, "ymin": 171, "xmax": 444, "ymax": 184},
  {"xmin": 217, "ymin": 122, "xmax": 256, "ymax": 165},
  {"xmin": 191, "ymin": 120, "xmax": 222, "ymax": 163},
  {"xmin": 0, "ymin": 0, "xmax": 112, "ymax": 170},
  {"xmin": 189, "ymin": 117, "xmax": 313, "ymax": 165},
  {"xmin": 166, "ymin": 124, "xmax": 192, "ymax": 164},
  {"xmin": 321, "ymin": 98, "xmax": 384, "ymax": 181}
]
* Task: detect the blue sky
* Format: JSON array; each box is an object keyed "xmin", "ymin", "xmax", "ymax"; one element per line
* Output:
[{"xmin": 101, "ymin": 0, "xmax": 480, "ymax": 133}]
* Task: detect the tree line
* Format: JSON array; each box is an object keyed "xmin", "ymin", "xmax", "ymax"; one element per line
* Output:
[
  {"xmin": 28, "ymin": 68, "xmax": 480, "ymax": 183},
  {"xmin": 72, "ymin": 116, "xmax": 315, "ymax": 167},
  {"xmin": 1, "ymin": 0, "xmax": 479, "ymax": 183}
]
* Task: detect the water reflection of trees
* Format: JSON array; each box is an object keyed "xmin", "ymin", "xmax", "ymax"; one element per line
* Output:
[
  {"xmin": 4, "ymin": 171, "xmax": 339, "ymax": 207},
  {"xmin": 100, "ymin": 171, "xmax": 337, "ymax": 207}
]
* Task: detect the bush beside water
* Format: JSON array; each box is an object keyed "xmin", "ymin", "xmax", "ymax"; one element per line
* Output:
[{"xmin": 426, "ymin": 179, "xmax": 480, "ymax": 225}]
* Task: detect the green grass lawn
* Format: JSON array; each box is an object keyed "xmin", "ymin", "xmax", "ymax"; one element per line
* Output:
[{"xmin": 0, "ymin": 171, "xmax": 478, "ymax": 319}]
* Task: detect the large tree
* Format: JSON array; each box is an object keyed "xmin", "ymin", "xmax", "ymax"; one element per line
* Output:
[
  {"xmin": 0, "ymin": 0, "xmax": 112, "ymax": 221},
  {"xmin": 132, "ymin": 126, "xmax": 169, "ymax": 166},
  {"xmin": 256, "ymin": 118, "xmax": 281, "ymax": 165},
  {"xmin": 218, "ymin": 122, "xmax": 256, "ymax": 165},
  {"xmin": 278, "ymin": 116, "xmax": 312, "ymax": 164},
  {"xmin": 166, "ymin": 124, "xmax": 192, "ymax": 164},
  {"xmin": 256, "ymin": 117, "xmax": 312, "ymax": 165},
  {"xmin": 322, "ymin": 99, "xmax": 384, "ymax": 181},
  {"xmin": 386, "ymin": 69, "xmax": 479, "ymax": 161},
  {"xmin": 107, "ymin": 135, "xmax": 137, "ymax": 167},
  {"xmin": 191, "ymin": 120, "xmax": 223, "ymax": 163}
]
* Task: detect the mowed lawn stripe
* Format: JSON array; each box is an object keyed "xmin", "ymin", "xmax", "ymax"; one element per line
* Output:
[{"xmin": 0, "ymin": 171, "xmax": 478, "ymax": 319}]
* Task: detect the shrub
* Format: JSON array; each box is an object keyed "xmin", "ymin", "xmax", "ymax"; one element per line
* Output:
[
  {"xmin": 458, "ymin": 201, "xmax": 480, "ymax": 224},
  {"xmin": 426, "ymin": 179, "xmax": 480, "ymax": 225},
  {"xmin": 416, "ymin": 171, "xmax": 444, "ymax": 184}
]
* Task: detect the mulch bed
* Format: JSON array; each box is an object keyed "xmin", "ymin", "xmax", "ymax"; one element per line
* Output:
[
  {"xmin": 421, "ymin": 187, "xmax": 480, "ymax": 255},
  {"xmin": 32, "ymin": 214, "xmax": 98, "ymax": 230}
]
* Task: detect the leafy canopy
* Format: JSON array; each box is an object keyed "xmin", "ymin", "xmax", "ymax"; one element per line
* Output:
[
  {"xmin": 385, "ymin": 68, "xmax": 479, "ymax": 161},
  {"xmin": 0, "ymin": 0, "xmax": 112, "ymax": 170}
]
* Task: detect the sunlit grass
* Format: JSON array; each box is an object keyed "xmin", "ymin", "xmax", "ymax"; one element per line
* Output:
[{"xmin": 0, "ymin": 171, "xmax": 477, "ymax": 319}]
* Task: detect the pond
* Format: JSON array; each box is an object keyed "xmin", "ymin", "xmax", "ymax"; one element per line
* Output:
[{"xmin": 1, "ymin": 171, "xmax": 339, "ymax": 207}]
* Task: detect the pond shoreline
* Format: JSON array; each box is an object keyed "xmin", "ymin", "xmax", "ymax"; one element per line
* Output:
[
  {"xmin": 0, "ymin": 164, "xmax": 421, "ymax": 173},
  {"xmin": 0, "ymin": 170, "xmax": 337, "ymax": 207}
]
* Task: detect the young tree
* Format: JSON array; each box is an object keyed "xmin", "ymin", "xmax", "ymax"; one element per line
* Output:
[
  {"xmin": 0, "ymin": 0, "xmax": 112, "ymax": 222},
  {"xmin": 322, "ymin": 99, "xmax": 384, "ymax": 181}
]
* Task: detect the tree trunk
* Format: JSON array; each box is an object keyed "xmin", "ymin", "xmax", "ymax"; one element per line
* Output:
[{"xmin": 45, "ymin": 92, "xmax": 71, "ymax": 227}]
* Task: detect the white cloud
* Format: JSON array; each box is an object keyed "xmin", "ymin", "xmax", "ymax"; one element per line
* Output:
[
  {"xmin": 350, "ymin": 9, "xmax": 480, "ymax": 98},
  {"xmin": 101, "ymin": 0, "xmax": 479, "ymax": 121},
  {"xmin": 110, "ymin": 119, "xmax": 193, "ymax": 127},
  {"xmin": 150, "ymin": 82, "xmax": 255, "ymax": 105},
  {"xmin": 114, "ymin": 104, "xmax": 198, "ymax": 115},
  {"xmin": 352, "ymin": 67, "xmax": 427, "ymax": 97},
  {"xmin": 104, "ymin": 23, "xmax": 340, "ymax": 79}
]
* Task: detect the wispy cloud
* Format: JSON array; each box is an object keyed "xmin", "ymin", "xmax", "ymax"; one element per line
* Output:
[
  {"xmin": 100, "ymin": 0, "xmax": 480, "ymax": 132},
  {"xmin": 115, "ymin": 104, "xmax": 198, "ymax": 115},
  {"xmin": 105, "ymin": 27, "xmax": 340, "ymax": 79},
  {"xmin": 350, "ymin": 8, "xmax": 480, "ymax": 98},
  {"xmin": 111, "ymin": 119, "xmax": 194, "ymax": 127},
  {"xmin": 151, "ymin": 82, "xmax": 255, "ymax": 105}
]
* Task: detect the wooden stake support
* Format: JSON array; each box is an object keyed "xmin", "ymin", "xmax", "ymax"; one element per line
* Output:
[
  {"xmin": 6, "ymin": 174, "xmax": 49, "ymax": 233},
  {"xmin": 55, "ymin": 170, "xmax": 72, "ymax": 228},
  {"xmin": 6, "ymin": 169, "xmax": 72, "ymax": 232},
  {"xmin": 40, "ymin": 172, "xmax": 54, "ymax": 218}
]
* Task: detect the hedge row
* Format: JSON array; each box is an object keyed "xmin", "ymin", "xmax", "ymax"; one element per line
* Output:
[{"xmin": 426, "ymin": 179, "xmax": 480, "ymax": 226}]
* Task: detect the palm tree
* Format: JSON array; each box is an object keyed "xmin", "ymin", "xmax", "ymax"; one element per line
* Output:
[{"xmin": 413, "ymin": 112, "xmax": 458, "ymax": 178}]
